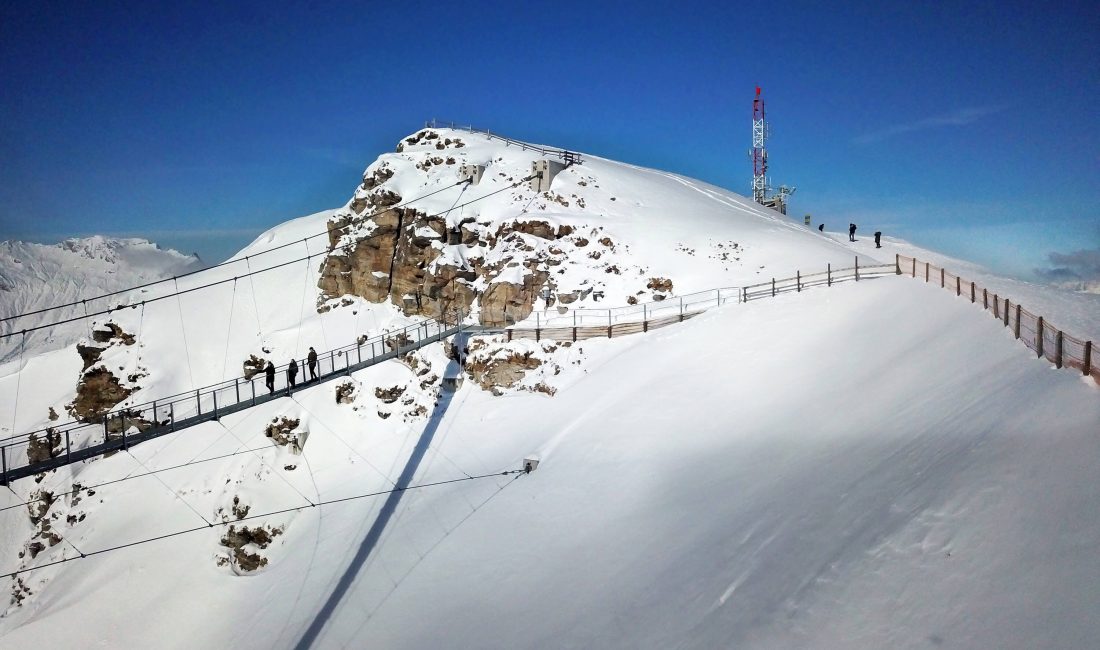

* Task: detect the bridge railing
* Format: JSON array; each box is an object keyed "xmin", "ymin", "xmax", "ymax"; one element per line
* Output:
[
  {"xmin": 423, "ymin": 119, "xmax": 581, "ymax": 164},
  {"xmin": 1, "ymin": 257, "xmax": 902, "ymax": 483},
  {"xmin": 897, "ymin": 254, "xmax": 1097, "ymax": 386},
  {"xmin": 519, "ymin": 258, "xmax": 896, "ymax": 332},
  {"xmin": 0, "ymin": 314, "xmax": 463, "ymax": 484}
]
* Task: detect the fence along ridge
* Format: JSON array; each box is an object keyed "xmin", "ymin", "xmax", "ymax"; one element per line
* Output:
[{"xmin": 895, "ymin": 254, "xmax": 1097, "ymax": 386}]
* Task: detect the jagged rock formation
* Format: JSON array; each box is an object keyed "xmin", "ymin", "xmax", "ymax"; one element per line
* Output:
[
  {"xmin": 68, "ymin": 322, "xmax": 143, "ymax": 422},
  {"xmin": 68, "ymin": 367, "xmax": 133, "ymax": 421},
  {"xmin": 218, "ymin": 524, "xmax": 283, "ymax": 573},
  {"xmin": 314, "ymin": 128, "xmax": 644, "ymax": 327},
  {"xmin": 264, "ymin": 417, "xmax": 305, "ymax": 452}
]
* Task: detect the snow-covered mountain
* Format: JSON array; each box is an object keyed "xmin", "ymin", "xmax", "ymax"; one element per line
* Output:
[
  {"xmin": 0, "ymin": 128, "xmax": 1097, "ymax": 649},
  {"xmin": 0, "ymin": 236, "xmax": 203, "ymax": 361}
]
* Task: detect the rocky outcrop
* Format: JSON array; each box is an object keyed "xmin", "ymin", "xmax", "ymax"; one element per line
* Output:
[
  {"xmin": 480, "ymin": 270, "xmax": 549, "ymax": 326},
  {"xmin": 242, "ymin": 354, "xmax": 266, "ymax": 380},
  {"xmin": 68, "ymin": 367, "xmax": 132, "ymax": 421},
  {"xmin": 26, "ymin": 429, "xmax": 62, "ymax": 464},
  {"xmin": 264, "ymin": 417, "xmax": 304, "ymax": 451},
  {"xmin": 465, "ymin": 350, "xmax": 543, "ymax": 395},
  {"xmin": 335, "ymin": 381, "xmax": 357, "ymax": 404},
  {"xmin": 219, "ymin": 524, "xmax": 283, "ymax": 573},
  {"xmin": 76, "ymin": 344, "xmax": 104, "ymax": 371},
  {"xmin": 374, "ymin": 385, "xmax": 405, "ymax": 404},
  {"xmin": 91, "ymin": 322, "xmax": 135, "ymax": 345}
]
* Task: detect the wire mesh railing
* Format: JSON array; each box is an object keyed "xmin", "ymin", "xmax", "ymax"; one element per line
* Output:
[
  {"xmin": 1, "ymin": 256, "xmax": 897, "ymax": 484},
  {"xmin": 896, "ymin": 254, "xmax": 1098, "ymax": 386},
  {"xmin": 423, "ymin": 119, "xmax": 582, "ymax": 164},
  {"xmin": 497, "ymin": 257, "xmax": 896, "ymax": 341},
  {"xmin": 0, "ymin": 314, "xmax": 466, "ymax": 484}
]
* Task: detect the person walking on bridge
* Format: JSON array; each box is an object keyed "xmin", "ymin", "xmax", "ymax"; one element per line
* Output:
[
  {"xmin": 307, "ymin": 347, "xmax": 318, "ymax": 382},
  {"xmin": 288, "ymin": 358, "xmax": 299, "ymax": 389},
  {"xmin": 849, "ymin": 223, "xmax": 857, "ymax": 242},
  {"xmin": 264, "ymin": 361, "xmax": 276, "ymax": 395}
]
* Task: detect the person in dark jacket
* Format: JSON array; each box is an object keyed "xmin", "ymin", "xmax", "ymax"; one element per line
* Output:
[
  {"xmin": 288, "ymin": 358, "xmax": 298, "ymax": 388},
  {"xmin": 849, "ymin": 223, "xmax": 857, "ymax": 242},
  {"xmin": 818, "ymin": 223, "xmax": 824, "ymax": 233},
  {"xmin": 264, "ymin": 361, "xmax": 276, "ymax": 395},
  {"xmin": 307, "ymin": 347, "xmax": 318, "ymax": 381},
  {"xmin": 874, "ymin": 231, "xmax": 882, "ymax": 248}
]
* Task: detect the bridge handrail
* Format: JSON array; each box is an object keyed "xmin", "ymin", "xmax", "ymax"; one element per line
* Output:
[
  {"xmin": 0, "ymin": 257, "xmax": 893, "ymax": 483},
  {"xmin": 423, "ymin": 119, "xmax": 581, "ymax": 164}
]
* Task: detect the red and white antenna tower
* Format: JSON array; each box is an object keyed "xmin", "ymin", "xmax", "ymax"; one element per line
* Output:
[{"xmin": 751, "ymin": 86, "xmax": 768, "ymax": 204}]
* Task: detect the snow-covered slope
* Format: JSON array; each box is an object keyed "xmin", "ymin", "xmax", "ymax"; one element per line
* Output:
[
  {"xmin": 0, "ymin": 237, "xmax": 203, "ymax": 361},
  {"xmin": 0, "ymin": 128, "xmax": 1097, "ymax": 649}
]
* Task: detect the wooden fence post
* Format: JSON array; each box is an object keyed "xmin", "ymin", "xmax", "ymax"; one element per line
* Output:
[
  {"xmin": 1014, "ymin": 304, "xmax": 1021, "ymax": 339},
  {"xmin": 643, "ymin": 304, "xmax": 648, "ymax": 332},
  {"xmin": 940, "ymin": 267, "xmax": 945, "ymax": 288},
  {"xmin": 993, "ymin": 295, "xmax": 999, "ymax": 319},
  {"xmin": 828, "ymin": 263, "xmax": 832, "ymax": 286},
  {"xmin": 855, "ymin": 257, "xmax": 860, "ymax": 281},
  {"xmin": 925, "ymin": 262, "xmax": 930, "ymax": 282},
  {"xmin": 895, "ymin": 254, "xmax": 901, "ymax": 275},
  {"xmin": 971, "ymin": 282, "xmax": 976, "ymax": 303},
  {"xmin": 797, "ymin": 271, "xmax": 801, "ymax": 292},
  {"xmin": 983, "ymin": 288, "xmax": 988, "ymax": 309},
  {"xmin": 1036, "ymin": 316, "xmax": 1044, "ymax": 358},
  {"xmin": 956, "ymin": 276, "xmax": 961, "ymax": 296},
  {"xmin": 1085, "ymin": 341, "xmax": 1093, "ymax": 377},
  {"xmin": 771, "ymin": 278, "xmax": 776, "ymax": 297},
  {"xmin": 1055, "ymin": 331, "xmax": 1064, "ymax": 369},
  {"xmin": 1003, "ymin": 298, "xmax": 1010, "ymax": 326},
  {"xmin": 912, "ymin": 257, "xmax": 917, "ymax": 277}
]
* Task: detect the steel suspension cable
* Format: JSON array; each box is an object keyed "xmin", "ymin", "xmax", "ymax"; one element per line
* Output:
[
  {"xmin": 0, "ymin": 176, "xmax": 533, "ymax": 341},
  {"xmin": 0, "ymin": 180, "xmax": 470, "ymax": 327},
  {"xmin": 173, "ymin": 278, "xmax": 196, "ymax": 390},
  {"xmin": 221, "ymin": 279, "xmax": 238, "ymax": 381},
  {"xmin": 3, "ymin": 468, "xmax": 525, "ymax": 579}
]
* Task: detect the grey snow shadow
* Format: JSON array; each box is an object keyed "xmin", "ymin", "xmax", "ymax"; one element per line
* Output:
[{"xmin": 294, "ymin": 352, "xmax": 462, "ymax": 649}]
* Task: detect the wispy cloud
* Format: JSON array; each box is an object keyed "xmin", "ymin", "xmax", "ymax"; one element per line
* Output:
[
  {"xmin": 853, "ymin": 105, "xmax": 1007, "ymax": 145},
  {"xmin": 1034, "ymin": 247, "xmax": 1100, "ymax": 286}
]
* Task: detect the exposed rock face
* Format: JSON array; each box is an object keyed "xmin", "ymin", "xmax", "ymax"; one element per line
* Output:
[
  {"xmin": 481, "ymin": 270, "xmax": 549, "ymax": 326},
  {"xmin": 68, "ymin": 367, "xmax": 132, "ymax": 421},
  {"xmin": 242, "ymin": 354, "xmax": 266, "ymax": 380},
  {"xmin": 316, "ymin": 131, "xmax": 593, "ymax": 327},
  {"xmin": 219, "ymin": 524, "xmax": 283, "ymax": 573},
  {"xmin": 76, "ymin": 344, "xmax": 104, "ymax": 371},
  {"xmin": 335, "ymin": 381, "xmax": 357, "ymax": 404},
  {"xmin": 374, "ymin": 385, "xmax": 405, "ymax": 404},
  {"xmin": 465, "ymin": 350, "xmax": 543, "ymax": 395},
  {"xmin": 647, "ymin": 277, "xmax": 674, "ymax": 294},
  {"xmin": 26, "ymin": 429, "xmax": 62, "ymax": 464},
  {"xmin": 68, "ymin": 321, "xmax": 142, "ymax": 422},
  {"xmin": 264, "ymin": 417, "xmax": 303, "ymax": 451},
  {"xmin": 91, "ymin": 322, "xmax": 135, "ymax": 345}
]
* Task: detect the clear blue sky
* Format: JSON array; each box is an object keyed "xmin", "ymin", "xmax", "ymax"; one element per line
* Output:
[{"xmin": 1, "ymin": 0, "xmax": 1096, "ymax": 282}]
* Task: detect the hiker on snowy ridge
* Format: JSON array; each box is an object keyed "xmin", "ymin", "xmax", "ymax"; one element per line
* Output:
[{"xmin": 849, "ymin": 223, "xmax": 857, "ymax": 242}]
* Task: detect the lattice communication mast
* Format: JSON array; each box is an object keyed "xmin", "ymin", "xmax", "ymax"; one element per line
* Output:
[
  {"xmin": 749, "ymin": 86, "xmax": 795, "ymax": 214},
  {"xmin": 751, "ymin": 86, "xmax": 768, "ymax": 204}
]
